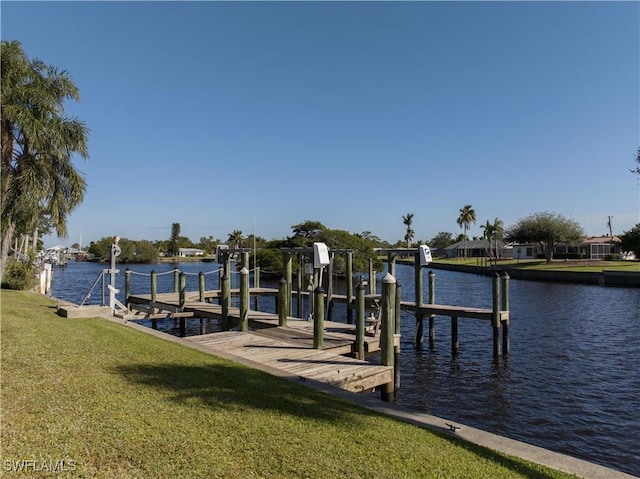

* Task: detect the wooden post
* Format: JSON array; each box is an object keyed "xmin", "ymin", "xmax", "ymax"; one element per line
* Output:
[
  {"xmin": 313, "ymin": 286, "xmax": 325, "ymax": 350},
  {"xmin": 501, "ymin": 272, "xmax": 510, "ymax": 357},
  {"xmin": 414, "ymin": 253, "xmax": 423, "ymax": 348},
  {"xmin": 241, "ymin": 251, "xmax": 249, "ymax": 270},
  {"xmin": 179, "ymin": 272, "xmax": 186, "ymax": 312},
  {"xmin": 380, "ymin": 273, "xmax": 396, "ymax": 402},
  {"xmin": 296, "ymin": 254, "xmax": 303, "ymax": 319},
  {"xmin": 283, "ymin": 252, "xmax": 293, "ymax": 317},
  {"xmin": 124, "ymin": 268, "xmax": 131, "ymax": 303},
  {"xmin": 278, "ymin": 278, "xmax": 288, "ymax": 327},
  {"xmin": 414, "ymin": 251, "xmax": 423, "ymax": 306},
  {"xmin": 428, "ymin": 270, "xmax": 436, "ymax": 349},
  {"xmin": 173, "ymin": 268, "xmax": 179, "ymax": 293},
  {"xmin": 240, "ymin": 267, "xmax": 249, "ymax": 332},
  {"xmin": 326, "ymin": 253, "xmax": 334, "ymax": 320},
  {"xmin": 368, "ymin": 258, "xmax": 376, "ymax": 295},
  {"xmin": 355, "ymin": 281, "xmax": 365, "ymax": 360},
  {"xmin": 492, "ymin": 272, "xmax": 501, "ymax": 358},
  {"xmin": 150, "ymin": 270, "xmax": 157, "ymax": 302},
  {"xmin": 346, "ymin": 251, "xmax": 354, "ymax": 324},
  {"xmin": 387, "ymin": 253, "xmax": 396, "ymax": 278},
  {"xmin": 221, "ymin": 273, "xmax": 230, "ymax": 326},
  {"xmin": 394, "ymin": 281, "xmax": 401, "ymax": 392},
  {"xmin": 253, "ymin": 267, "xmax": 260, "ymax": 310},
  {"xmin": 179, "ymin": 317, "xmax": 186, "ymax": 337},
  {"xmin": 451, "ymin": 316, "xmax": 459, "ymax": 355},
  {"xmin": 199, "ymin": 271, "xmax": 205, "ymax": 302},
  {"xmin": 218, "ymin": 268, "xmax": 223, "ymax": 303},
  {"xmin": 200, "ymin": 318, "xmax": 206, "ymax": 335}
]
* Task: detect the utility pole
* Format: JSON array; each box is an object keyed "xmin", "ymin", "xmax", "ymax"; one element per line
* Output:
[{"xmin": 607, "ymin": 216, "xmax": 613, "ymax": 238}]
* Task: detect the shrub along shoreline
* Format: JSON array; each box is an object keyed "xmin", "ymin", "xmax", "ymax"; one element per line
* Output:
[{"xmin": 1, "ymin": 290, "xmax": 581, "ymax": 479}]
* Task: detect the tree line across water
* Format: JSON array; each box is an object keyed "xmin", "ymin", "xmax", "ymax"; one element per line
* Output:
[{"xmin": 2, "ymin": 40, "xmax": 639, "ymax": 289}]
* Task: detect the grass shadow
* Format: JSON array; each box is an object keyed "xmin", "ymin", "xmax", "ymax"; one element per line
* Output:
[{"xmin": 114, "ymin": 362, "xmax": 371, "ymax": 424}]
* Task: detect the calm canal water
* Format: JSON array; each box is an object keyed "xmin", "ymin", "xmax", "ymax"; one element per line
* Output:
[{"xmin": 49, "ymin": 261, "xmax": 640, "ymax": 476}]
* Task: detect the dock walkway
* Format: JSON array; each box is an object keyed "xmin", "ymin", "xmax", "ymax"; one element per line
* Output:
[
  {"xmin": 188, "ymin": 331, "xmax": 392, "ymax": 393},
  {"xmin": 126, "ymin": 292, "xmax": 393, "ymax": 393}
]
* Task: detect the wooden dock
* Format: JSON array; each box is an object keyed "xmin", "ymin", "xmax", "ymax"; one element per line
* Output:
[
  {"xmin": 188, "ymin": 331, "xmax": 393, "ymax": 393},
  {"xmin": 125, "ymin": 291, "xmax": 395, "ymax": 393}
]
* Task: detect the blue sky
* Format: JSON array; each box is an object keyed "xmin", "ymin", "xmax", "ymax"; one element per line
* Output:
[{"xmin": 2, "ymin": 1, "xmax": 639, "ymax": 247}]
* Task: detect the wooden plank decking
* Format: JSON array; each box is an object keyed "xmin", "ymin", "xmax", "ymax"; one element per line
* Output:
[
  {"xmin": 126, "ymin": 292, "xmax": 394, "ymax": 393},
  {"xmin": 188, "ymin": 331, "xmax": 393, "ymax": 393}
]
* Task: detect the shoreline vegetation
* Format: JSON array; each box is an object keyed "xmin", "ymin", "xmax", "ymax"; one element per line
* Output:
[
  {"xmin": 1, "ymin": 289, "xmax": 582, "ymax": 479},
  {"xmin": 150, "ymin": 256, "xmax": 640, "ymax": 286}
]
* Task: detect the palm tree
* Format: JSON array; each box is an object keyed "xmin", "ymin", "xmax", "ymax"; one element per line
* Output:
[
  {"xmin": 480, "ymin": 217, "xmax": 504, "ymax": 259},
  {"xmin": 228, "ymin": 230, "xmax": 244, "ymax": 249},
  {"xmin": 456, "ymin": 205, "xmax": 476, "ymax": 259},
  {"xmin": 402, "ymin": 213, "xmax": 415, "ymax": 248},
  {"xmin": 1, "ymin": 41, "xmax": 89, "ymax": 281}
]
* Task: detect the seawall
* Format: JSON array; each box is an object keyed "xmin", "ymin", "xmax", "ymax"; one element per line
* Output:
[{"xmin": 421, "ymin": 262, "xmax": 640, "ymax": 287}]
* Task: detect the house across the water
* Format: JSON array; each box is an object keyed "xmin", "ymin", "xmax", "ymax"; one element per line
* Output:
[{"xmin": 178, "ymin": 248, "xmax": 205, "ymax": 257}]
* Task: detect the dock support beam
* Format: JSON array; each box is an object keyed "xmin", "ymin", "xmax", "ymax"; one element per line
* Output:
[
  {"xmin": 313, "ymin": 287, "xmax": 325, "ymax": 350},
  {"xmin": 151, "ymin": 270, "xmax": 157, "ymax": 302},
  {"xmin": 501, "ymin": 272, "xmax": 510, "ymax": 357},
  {"xmin": 125, "ymin": 268, "xmax": 131, "ymax": 304},
  {"xmin": 221, "ymin": 273, "xmax": 230, "ymax": 326},
  {"xmin": 380, "ymin": 273, "xmax": 396, "ymax": 402},
  {"xmin": 355, "ymin": 281, "xmax": 365, "ymax": 359},
  {"xmin": 278, "ymin": 278, "xmax": 288, "ymax": 327},
  {"xmin": 179, "ymin": 272, "xmax": 186, "ymax": 311},
  {"xmin": 428, "ymin": 270, "xmax": 436, "ymax": 350},
  {"xmin": 346, "ymin": 252, "xmax": 354, "ymax": 324},
  {"xmin": 492, "ymin": 272, "xmax": 501, "ymax": 358},
  {"xmin": 394, "ymin": 282, "xmax": 401, "ymax": 391},
  {"xmin": 240, "ymin": 267, "xmax": 249, "ymax": 332},
  {"xmin": 451, "ymin": 316, "xmax": 459, "ymax": 355},
  {"xmin": 368, "ymin": 259, "xmax": 376, "ymax": 295},
  {"xmin": 199, "ymin": 272, "xmax": 205, "ymax": 302},
  {"xmin": 253, "ymin": 267, "xmax": 260, "ymax": 310},
  {"xmin": 283, "ymin": 252, "xmax": 293, "ymax": 317}
]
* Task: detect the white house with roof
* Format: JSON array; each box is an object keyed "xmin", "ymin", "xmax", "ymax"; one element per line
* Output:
[{"xmin": 178, "ymin": 247, "xmax": 205, "ymax": 257}]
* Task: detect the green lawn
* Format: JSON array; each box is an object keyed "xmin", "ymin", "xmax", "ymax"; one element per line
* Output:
[
  {"xmin": 431, "ymin": 257, "xmax": 640, "ymax": 273},
  {"xmin": 1, "ymin": 290, "xmax": 577, "ymax": 478}
]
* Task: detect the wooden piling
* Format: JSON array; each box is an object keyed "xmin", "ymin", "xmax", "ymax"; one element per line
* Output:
[
  {"xmin": 278, "ymin": 278, "xmax": 288, "ymax": 327},
  {"xmin": 368, "ymin": 258, "xmax": 376, "ymax": 295},
  {"xmin": 492, "ymin": 272, "xmax": 501, "ymax": 358},
  {"xmin": 355, "ymin": 281, "xmax": 365, "ymax": 359},
  {"xmin": 387, "ymin": 253, "xmax": 396, "ymax": 278},
  {"xmin": 296, "ymin": 255, "xmax": 303, "ymax": 318},
  {"xmin": 221, "ymin": 274, "xmax": 230, "ymax": 324},
  {"xmin": 173, "ymin": 269, "xmax": 179, "ymax": 293},
  {"xmin": 199, "ymin": 272, "xmax": 205, "ymax": 302},
  {"xmin": 501, "ymin": 272, "xmax": 510, "ymax": 356},
  {"xmin": 394, "ymin": 282, "xmax": 401, "ymax": 391},
  {"xmin": 283, "ymin": 252, "xmax": 293, "ymax": 317},
  {"xmin": 414, "ymin": 255, "xmax": 424, "ymax": 348},
  {"xmin": 313, "ymin": 286, "xmax": 325, "ymax": 350},
  {"xmin": 240, "ymin": 267, "xmax": 249, "ymax": 332},
  {"xmin": 150, "ymin": 270, "xmax": 157, "ymax": 302},
  {"xmin": 179, "ymin": 272, "xmax": 186, "ymax": 312},
  {"xmin": 346, "ymin": 252, "xmax": 354, "ymax": 323},
  {"xmin": 380, "ymin": 273, "xmax": 396, "ymax": 402},
  {"xmin": 125, "ymin": 268, "xmax": 131, "ymax": 303},
  {"xmin": 428, "ymin": 270, "xmax": 436, "ymax": 349},
  {"xmin": 451, "ymin": 316, "xmax": 459, "ymax": 355},
  {"xmin": 253, "ymin": 267, "xmax": 260, "ymax": 310}
]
